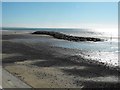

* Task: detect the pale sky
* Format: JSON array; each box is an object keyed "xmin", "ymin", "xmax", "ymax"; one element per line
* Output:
[{"xmin": 2, "ymin": 2, "xmax": 118, "ymax": 32}]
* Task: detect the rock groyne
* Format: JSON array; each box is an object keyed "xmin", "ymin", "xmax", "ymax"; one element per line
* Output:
[{"xmin": 32, "ymin": 31, "xmax": 104, "ymax": 42}]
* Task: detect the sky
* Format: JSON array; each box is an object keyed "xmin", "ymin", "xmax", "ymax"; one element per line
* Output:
[
  {"xmin": 2, "ymin": 2, "xmax": 118, "ymax": 31},
  {"xmin": 1, "ymin": 0, "xmax": 120, "ymax": 2}
]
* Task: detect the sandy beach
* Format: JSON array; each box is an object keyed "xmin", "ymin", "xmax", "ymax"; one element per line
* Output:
[{"xmin": 2, "ymin": 31, "xmax": 120, "ymax": 88}]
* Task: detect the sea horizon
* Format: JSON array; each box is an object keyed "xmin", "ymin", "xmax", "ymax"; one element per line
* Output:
[
  {"xmin": 2, "ymin": 27, "xmax": 119, "ymax": 68},
  {"xmin": 1, "ymin": 2, "xmax": 119, "ymax": 88}
]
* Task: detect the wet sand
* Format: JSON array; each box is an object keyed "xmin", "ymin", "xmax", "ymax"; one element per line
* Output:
[{"xmin": 2, "ymin": 31, "xmax": 120, "ymax": 88}]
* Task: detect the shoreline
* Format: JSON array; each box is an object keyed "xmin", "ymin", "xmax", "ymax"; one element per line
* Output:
[{"xmin": 2, "ymin": 30, "xmax": 120, "ymax": 88}]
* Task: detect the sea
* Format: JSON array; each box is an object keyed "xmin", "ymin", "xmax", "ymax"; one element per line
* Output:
[{"xmin": 2, "ymin": 28, "xmax": 119, "ymax": 68}]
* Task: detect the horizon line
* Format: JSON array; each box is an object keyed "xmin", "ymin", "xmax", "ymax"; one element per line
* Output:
[{"xmin": 2, "ymin": 26, "xmax": 90, "ymax": 30}]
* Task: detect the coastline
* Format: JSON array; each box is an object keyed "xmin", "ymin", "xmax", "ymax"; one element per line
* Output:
[{"xmin": 2, "ymin": 30, "xmax": 120, "ymax": 88}]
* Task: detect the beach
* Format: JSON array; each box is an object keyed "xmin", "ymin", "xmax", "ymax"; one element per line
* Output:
[{"xmin": 2, "ymin": 30, "xmax": 120, "ymax": 88}]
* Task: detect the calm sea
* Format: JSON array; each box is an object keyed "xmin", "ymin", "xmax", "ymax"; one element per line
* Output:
[{"xmin": 2, "ymin": 28, "xmax": 119, "ymax": 68}]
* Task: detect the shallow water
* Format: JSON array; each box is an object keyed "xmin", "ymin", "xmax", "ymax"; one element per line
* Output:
[
  {"xmin": 3, "ymin": 28, "xmax": 119, "ymax": 67},
  {"xmin": 56, "ymin": 29, "xmax": 119, "ymax": 67}
]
